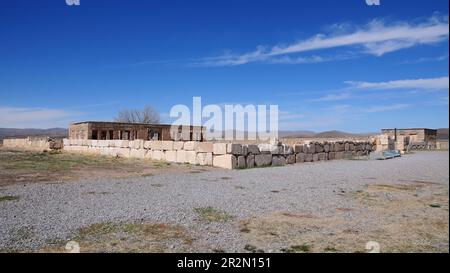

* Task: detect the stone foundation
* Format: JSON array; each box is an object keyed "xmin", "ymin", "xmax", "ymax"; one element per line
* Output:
[
  {"xmin": 2, "ymin": 137, "xmax": 62, "ymax": 151},
  {"xmin": 62, "ymin": 139, "xmax": 374, "ymax": 169}
]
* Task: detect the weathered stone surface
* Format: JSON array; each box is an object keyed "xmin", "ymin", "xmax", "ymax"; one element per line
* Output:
[
  {"xmin": 173, "ymin": 141, "xmax": 184, "ymax": 150},
  {"xmin": 227, "ymin": 144, "xmax": 243, "ymax": 155},
  {"xmin": 258, "ymin": 144, "xmax": 282, "ymax": 155},
  {"xmin": 242, "ymin": 145, "xmax": 248, "ymax": 156},
  {"xmin": 293, "ymin": 144, "xmax": 303, "ymax": 153},
  {"xmin": 272, "ymin": 156, "xmax": 286, "ymax": 166},
  {"xmin": 312, "ymin": 154, "xmax": 319, "ymax": 162},
  {"xmin": 305, "ymin": 153, "xmax": 313, "ymax": 162},
  {"xmin": 144, "ymin": 141, "xmax": 152, "ymax": 149},
  {"xmin": 296, "ymin": 153, "xmax": 306, "ymax": 163},
  {"xmin": 117, "ymin": 148, "xmax": 130, "ymax": 158},
  {"xmin": 176, "ymin": 150, "xmax": 196, "ymax": 164},
  {"xmin": 344, "ymin": 143, "xmax": 350, "ymax": 151},
  {"xmin": 213, "ymin": 154, "xmax": 237, "ymax": 169},
  {"xmin": 317, "ymin": 152, "xmax": 328, "ymax": 161},
  {"xmin": 196, "ymin": 152, "xmax": 213, "ymax": 166},
  {"xmin": 183, "ymin": 141, "xmax": 197, "ymax": 151},
  {"xmin": 282, "ymin": 145, "xmax": 294, "ymax": 155},
  {"xmin": 165, "ymin": 151, "xmax": 177, "ymax": 162},
  {"xmin": 255, "ymin": 154, "xmax": 272, "ymax": 167},
  {"xmin": 246, "ymin": 155, "xmax": 255, "ymax": 168},
  {"xmin": 213, "ymin": 143, "xmax": 227, "ymax": 155},
  {"xmin": 130, "ymin": 148, "xmax": 146, "ymax": 159},
  {"xmin": 324, "ymin": 144, "xmax": 330, "ymax": 153},
  {"xmin": 63, "ymin": 139, "xmax": 70, "ymax": 146},
  {"xmin": 150, "ymin": 141, "xmax": 174, "ymax": 151},
  {"xmin": 196, "ymin": 142, "xmax": 213, "ymax": 153},
  {"xmin": 307, "ymin": 144, "xmax": 315, "ymax": 154},
  {"xmin": 237, "ymin": 156, "xmax": 246, "ymax": 169},
  {"xmin": 328, "ymin": 152, "xmax": 336, "ymax": 160},
  {"xmin": 315, "ymin": 143, "xmax": 324, "ymax": 153},
  {"xmin": 247, "ymin": 145, "xmax": 260, "ymax": 155},
  {"xmin": 152, "ymin": 150, "xmax": 165, "ymax": 161},
  {"xmin": 286, "ymin": 154, "xmax": 296, "ymax": 164}
]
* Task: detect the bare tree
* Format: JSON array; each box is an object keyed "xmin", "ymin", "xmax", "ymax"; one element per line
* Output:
[{"xmin": 115, "ymin": 105, "xmax": 161, "ymax": 124}]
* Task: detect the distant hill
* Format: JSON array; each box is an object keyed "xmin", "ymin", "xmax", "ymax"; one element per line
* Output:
[
  {"xmin": 282, "ymin": 130, "xmax": 376, "ymax": 139},
  {"xmin": 437, "ymin": 128, "xmax": 449, "ymax": 140},
  {"xmin": 0, "ymin": 128, "xmax": 68, "ymax": 140}
]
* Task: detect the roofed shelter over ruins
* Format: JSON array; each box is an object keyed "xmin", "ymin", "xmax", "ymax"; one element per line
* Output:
[{"xmin": 69, "ymin": 121, "xmax": 205, "ymax": 141}]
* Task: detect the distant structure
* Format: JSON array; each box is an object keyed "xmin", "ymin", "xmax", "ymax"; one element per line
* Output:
[
  {"xmin": 381, "ymin": 128, "xmax": 437, "ymax": 149},
  {"xmin": 69, "ymin": 121, "xmax": 204, "ymax": 141}
]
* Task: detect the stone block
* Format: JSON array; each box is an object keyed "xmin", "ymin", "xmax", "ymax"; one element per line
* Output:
[
  {"xmin": 130, "ymin": 148, "xmax": 146, "ymax": 159},
  {"xmin": 173, "ymin": 141, "xmax": 184, "ymax": 150},
  {"xmin": 317, "ymin": 152, "xmax": 328, "ymax": 161},
  {"xmin": 213, "ymin": 154, "xmax": 237, "ymax": 169},
  {"xmin": 183, "ymin": 141, "xmax": 197, "ymax": 151},
  {"xmin": 304, "ymin": 153, "xmax": 313, "ymax": 162},
  {"xmin": 307, "ymin": 144, "xmax": 316, "ymax": 154},
  {"xmin": 258, "ymin": 144, "xmax": 282, "ymax": 154},
  {"xmin": 246, "ymin": 155, "xmax": 255, "ymax": 168},
  {"xmin": 286, "ymin": 154, "xmax": 296, "ymax": 164},
  {"xmin": 237, "ymin": 156, "xmax": 247, "ymax": 169},
  {"xmin": 272, "ymin": 156, "xmax": 286, "ymax": 166},
  {"xmin": 324, "ymin": 144, "xmax": 330, "ymax": 153},
  {"xmin": 144, "ymin": 141, "xmax": 152, "ymax": 149},
  {"xmin": 117, "ymin": 148, "xmax": 130, "ymax": 158},
  {"xmin": 315, "ymin": 143, "xmax": 324, "ymax": 153},
  {"xmin": 247, "ymin": 145, "xmax": 260, "ymax": 155},
  {"xmin": 213, "ymin": 143, "xmax": 227, "ymax": 155},
  {"xmin": 296, "ymin": 153, "xmax": 306, "ymax": 163},
  {"xmin": 328, "ymin": 152, "xmax": 336, "ymax": 160},
  {"xmin": 152, "ymin": 150, "xmax": 166, "ymax": 161},
  {"xmin": 196, "ymin": 152, "xmax": 213, "ymax": 166},
  {"xmin": 151, "ymin": 141, "xmax": 174, "ymax": 151},
  {"xmin": 196, "ymin": 142, "xmax": 213, "ymax": 153},
  {"xmin": 254, "ymin": 154, "xmax": 272, "ymax": 167},
  {"xmin": 63, "ymin": 139, "xmax": 70, "ymax": 146},
  {"xmin": 293, "ymin": 144, "xmax": 303, "ymax": 153},
  {"xmin": 282, "ymin": 145, "xmax": 294, "ymax": 155},
  {"xmin": 312, "ymin": 154, "xmax": 319, "ymax": 162},
  {"xmin": 227, "ymin": 143, "xmax": 243, "ymax": 155},
  {"xmin": 165, "ymin": 151, "xmax": 177, "ymax": 162}
]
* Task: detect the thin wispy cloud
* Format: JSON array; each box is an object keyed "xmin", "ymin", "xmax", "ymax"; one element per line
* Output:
[
  {"xmin": 200, "ymin": 14, "xmax": 449, "ymax": 66},
  {"xmin": 345, "ymin": 76, "xmax": 449, "ymax": 91},
  {"xmin": 401, "ymin": 53, "xmax": 449, "ymax": 64},
  {"xmin": 311, "ymin": 92, "xmax": 352, "ymax": 102},
  {"xmin": 362, "ymin": 103, "xmax": 412, "ymax": 113}
]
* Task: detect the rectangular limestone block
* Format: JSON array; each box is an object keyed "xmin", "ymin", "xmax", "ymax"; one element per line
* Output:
[
  {"xmin": 130, "ymin": 148, "xmax": 147, "ymax": 159},
  {"xmin": 286, "ymin": 154, "xmax": 296, "ymax": 164},
  {"xmin": 227, "ymin": 143, "xmax": 243, "ymax": 155},
  {"xmin": 117, "ymin": 148, "xmax": 130, "ymax": 158},
  {"xmin": 296, "ymin": 153, "xmax": 306, "ymax": 163},
  {"xmin": 335, "ymin": 151, "xmax": 344, "ymax": 160},
  {"xmin": 247, "ymin": 145, "xmax": 260, "ymax": 155},
  {"xmin": 213, "ymin": 143, "xmax": 227, "ymax": 155},
  {"xmin": 144, "ymin": 141, "xmax": 152, "ymax": 149},
  {"xmin": 312, "ymin": 154, "xmax": 319, "ymax": 162},
  {"xmin": 186, "ymin": 151, "xmax": 198, "ymax": 164},
  {"xmin": 307, "ymin": 144, "xmax": 316, "ymax": 154},
  {"xmin": 150, "ymin": 141, "xmax": 174, "ymax": 151},
  {"xmin": 196, "ymin": 142, "xmax": 213, "ymax": 153},
  {"xmin": 315, "ymin": 143, "xmax": 324, "ymax": 153},
  {"xmin": 173, "ymin": 141, "xmax": 184, "ymax": 150},
  {"xmin": 196, "ymin": 152, "xmax": 213, "ymax": 166},
  {"xmin": 164, "ymin": 151, "xmax": 177, "ymax": 162},
  {"xmin": 254, "ymin": 154, "xmax": 272, "ymax": 167},
  {"xmin": 293, "ymin": 144, "xmax": 303, "ymax": 153},
  {"xmin": 305, "ymin": 153, "xmax": 313, "ymax": 162},
  {"xmin": 317, "ymin": 152, "xmax": 328, "ymax": 161},
  {"xmin": 183, "ymin": 141, "xmax": 197, "ymax": 151},
  {"xmin": 213, "ymin": 154, "xmax": 237, "ymax": 169},
  {"xmin": 152, "ymin": 150, "xmax": 166, "ymax": 161},
  {"xmin": 237, "ymin": 156, "xmax": 246, "ymax": 169},
  {"xmin": 282, "ymin": 145, "xmax": 294, "ymax": 155},
  {"xmin": 328, "ymin": 152, "xmax": 336, "ymax": 160},
  {"xmin": 63, "ymin": 139, "xmax": 70, "ymax": 147},
  {"xmin": 246, "ymin": 155, "xmax": 255, "ymax": 168},
  {"xmin": 272, "ymin": 156, "xmax": 286, "ymax": 166}
]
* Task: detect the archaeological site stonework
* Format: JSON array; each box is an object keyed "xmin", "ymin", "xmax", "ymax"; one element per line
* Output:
[{"xmin": 62, "ymin": 139, "xmax": 374, "ymax": 169}]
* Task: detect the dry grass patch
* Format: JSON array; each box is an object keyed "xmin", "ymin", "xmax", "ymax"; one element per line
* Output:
[
  {"xmin": 0, "ymin": 195, "xmax": 20, "ymax": 202},
  {"xmin": 40, "ymin": 221, "xmax": 193, "ymax": 253},
  {"xmin": 239, "ymin": 182, "xmax": 448, "ymax": 253},
  {"xmin": 194, "ymin": 207, "xmax": 233, "ymax": 222}
]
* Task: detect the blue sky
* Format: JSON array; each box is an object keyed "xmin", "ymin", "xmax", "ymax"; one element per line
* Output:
[{"xmin": 0, "ymin": 0, "xmax": 448, "ymax": 132}]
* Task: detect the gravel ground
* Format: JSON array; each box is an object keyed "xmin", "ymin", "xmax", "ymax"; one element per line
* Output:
[{"xmin": 0, "ymin": 151, "xmax": 448, "ymax": 252}]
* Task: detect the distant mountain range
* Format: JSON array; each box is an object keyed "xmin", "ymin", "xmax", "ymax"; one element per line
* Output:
[
  {"xmin": 0, "ymin": 127, "xmax": 448, "ymax": 140},
  {"xmin": 0, "ymin": 128, "xmax": 68, "ymax": 140}
]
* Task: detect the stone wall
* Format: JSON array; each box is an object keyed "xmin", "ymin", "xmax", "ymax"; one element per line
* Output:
[
  {"xmin": 63, "ymin": 139, "xmax": 374, "ymax": 169},
  {"xmin": 2, "ymin": 137, "xmax": 63, "ymax": 151}
]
